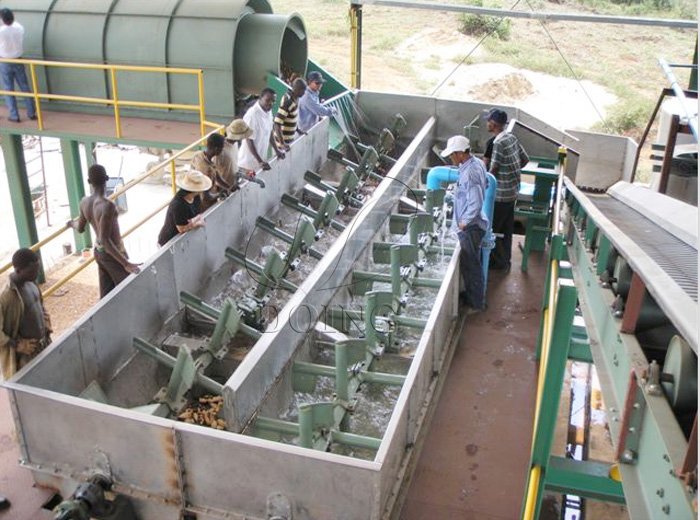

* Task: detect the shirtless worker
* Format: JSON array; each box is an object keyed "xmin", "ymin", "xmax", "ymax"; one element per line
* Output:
[{"xmin": 68, "ymin": 164, "xmax": 140, "ymax": 298}]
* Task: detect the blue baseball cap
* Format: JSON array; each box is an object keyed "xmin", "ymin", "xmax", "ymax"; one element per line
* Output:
[
  {"xmin": 484, "ymin": 108, "xmax": 508, "ymax": 125},
  {"xmin": 307, "ymin": 71, "xmax": 325, "ymax": 84}
]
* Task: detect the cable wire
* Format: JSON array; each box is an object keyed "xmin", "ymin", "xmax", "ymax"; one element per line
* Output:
[
  {"xmin": 430, "ymin": 0, "xmax": 523, "ymax": 96},
  {"xmin": 524, "ymin": 0, "xmax": 612, "ymax": 132}
]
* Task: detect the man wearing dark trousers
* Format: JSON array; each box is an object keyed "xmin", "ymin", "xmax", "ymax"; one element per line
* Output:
[
  {"xmin": 485, "ymin": 108, "xmax": 529, "ymax": 271},
  {"xmin": 441, "ymin": 135, "xmax": 489, "ymax": 314},
  {"xmin": 68, "ymin": 165, "xmax": 140, "ymax": 298}
]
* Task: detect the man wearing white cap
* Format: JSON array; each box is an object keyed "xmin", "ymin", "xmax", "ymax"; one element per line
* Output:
[
  {"xmin": 157, "ymin": 170, "xmax": 211, "ymax": 247},
  {"xmin": 441, "ymin": 135, "xmax": 489, "ymax": 313}
]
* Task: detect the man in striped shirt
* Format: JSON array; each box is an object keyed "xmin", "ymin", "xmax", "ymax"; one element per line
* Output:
[
  {"xmin": 273, "ymin": 78, "xmax": 307, "ymax": 151},
  {"xmin": 441, "ymin": 135, "xmax": 489, "ymax": 313},
  {"xmin": 486, "ymin": 108, "xmax": 529, "ymax": 272}
]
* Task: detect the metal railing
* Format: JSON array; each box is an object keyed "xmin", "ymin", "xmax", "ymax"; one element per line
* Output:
[
  {"xmin": 522, "ymin": 146, "xmax": 568, "ymax": 520},
  {"xmin": 0, "ymin": 57, "xmax": 219, "ymax": 138},
  {"xmin": 0, "ymin": 125, "xmax": 225, "ymax": 297}
]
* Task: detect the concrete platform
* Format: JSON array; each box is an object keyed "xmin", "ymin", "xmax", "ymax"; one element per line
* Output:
[{"xmin": 402, "ymin": 241, "xmax": 545, "ymax": 519}]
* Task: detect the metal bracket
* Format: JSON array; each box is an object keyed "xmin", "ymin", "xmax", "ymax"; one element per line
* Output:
[{"xmin": 616, "ymin": 370, "xmax": 647, "ymax": 464}]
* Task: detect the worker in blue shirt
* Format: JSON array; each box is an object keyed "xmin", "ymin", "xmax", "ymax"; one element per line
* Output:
[
  {"xmin": 441, "ymin": 135, "xmax": 489, "ymax": 313},
  {"xmin": 298, "ymin": 71, "xmax": 337, "ymax": 133}
]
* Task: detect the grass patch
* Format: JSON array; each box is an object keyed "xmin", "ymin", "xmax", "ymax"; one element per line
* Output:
[
  {"xmin": 371, "ymin": 34, "xmax": 402, "ymax": 52},
  {"xmin": 458, "ymin": 0, "xmax": 511, "ymax": 40},
  {"xmin": 592, "ymin": 98, "xmax": 654, "ymax": 138}
]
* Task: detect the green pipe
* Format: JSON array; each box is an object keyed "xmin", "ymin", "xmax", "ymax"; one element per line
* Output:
[
  {"xmin": 426, "ymin": 245, "xmax": 455, "ymax": 255},
  {"xmin": 352, "ymin": 270, "xmax": 442, "ymax": 289},
  {"xmin": 336, "ymin": 342, "xmax": 349, "ymax": 402},
  {"xmin": 294, "ymin": 361, "xmax": 335, "ymax": 378},
  {"xmin": 299, "ymin": 404, "xmax": 313, "ymax": 449},
  {"xmin": 132, "ymin": 338, "xmax": 223, "ymax": 395},
  {"xmin": 391, "ymin": 246, "xmax": 401, "ymax": 296},
  {"xmin": 254, "ymin": 417, "xmax": 299, "ymax": 436},
  {"xmin": 360, "ymin": 371, "xmax": 405, "ymax": 386},
  {"xmin": 394, "ymin": 315, "xmax": 428, "ymax": 329},
  {"xmin": 293, "ymin": 361, "xmax": 404, "ymax": 387},
  {"xmin": 281, "ymin": 193, "xmax": 346, "ymax": 232},
  {"xmin": 257, "ymin": 217, "xmax": 323, "ymax": 260},
  {"xmin": 331, "ymin": 430, "xmax": 381, "ymax": 451},
  {"xmin": 225, "ymin": 247, "xmax": 297, "ymax": 292},
  {"xmin": 179, "ymin": 291, "xmax": 262, "ymax": 340}
]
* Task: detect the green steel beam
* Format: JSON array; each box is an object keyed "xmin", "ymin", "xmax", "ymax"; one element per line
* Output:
[
  {"xmin": 61, "ymin": 139, "xmax": 92, "ymax": 251},
  {"xmin": 522, "ymin": 280, "xmax": 578, "ymax": 520},
  {"xmin": 567, "ymin": 194, "xmax": 695, "ymax": 519},
  {"xmin": 2, "ymin": 134, "xmax": 44, "ymax": 282},
  {"xmin": 568, "ymin": 336, "xmax": 593, "ymax": 363},
  {"xmin": 545, "ymin": 456, "xmax": 626, "ymax": 504}
]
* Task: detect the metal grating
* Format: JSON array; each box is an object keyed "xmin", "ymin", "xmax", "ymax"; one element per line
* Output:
[{"xmin": 589, "ymin": 196, "xmax": 698, "ymax": 302}]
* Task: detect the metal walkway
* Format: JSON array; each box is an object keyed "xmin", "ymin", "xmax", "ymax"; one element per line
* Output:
[
  {"xmin": 402, "ymin": 245, "xmax": 544, "ymax": 519},
  {"xmin": 589, "ymin": 195, "xmax": 698, "ymax": 302}
]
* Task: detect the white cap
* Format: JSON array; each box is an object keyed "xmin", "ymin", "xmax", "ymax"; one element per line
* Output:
[{"xmin": 440, "ymin": 135, "xmax": 471, "ymax": 157}]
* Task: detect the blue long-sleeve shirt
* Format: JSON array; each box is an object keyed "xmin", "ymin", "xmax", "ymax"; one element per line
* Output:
[
  {"xmin": 452, "ymin": 155, "xmax": 489, "ymax": 232},
  {"xmin": 298, "ymin": 88, "xmax": 335, "ymax": 133}
]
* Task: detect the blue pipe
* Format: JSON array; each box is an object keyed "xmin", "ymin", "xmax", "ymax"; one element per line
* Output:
[
  {"xmin": 481, "ymin": 173, "xmax": 497, "ymax": 303},
  {"xmin": 426, "ymin": 165, "xmax": 459, "ymax": 190},
  {"xmin": 425, "ymin": 166, "xmax": 497, "ymax": 305}
]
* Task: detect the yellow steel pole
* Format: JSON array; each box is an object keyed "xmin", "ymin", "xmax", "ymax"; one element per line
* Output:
[
  {"xmin": 28, "ymin": 63, "xmax": 44, "ymax": 130},
  {"xmin": 522, "ymin": 466, "xmax": 541, "ymax": 520},
  {"xmin": 197, "ymin": 70, "xmax": 206, "ymax": 137},
  {"xmin": 110, "ymin": 67, "xmax": 122, "ymax": 138},
  {"xmin": 170, "ymin": 160, "xmax": 177, "ymax": 195},
  {"xmin": 349, "ymin": 6, "xmax": 358, "ymax": 89}
]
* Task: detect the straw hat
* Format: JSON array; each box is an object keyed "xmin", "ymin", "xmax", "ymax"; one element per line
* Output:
[
  {"xmin": 176, "ymin": 170, "xmax": 212, "ymax": 192},
  {"xmin": 226, "ymin": 119, "xmax": 254, "ymax": 140}
]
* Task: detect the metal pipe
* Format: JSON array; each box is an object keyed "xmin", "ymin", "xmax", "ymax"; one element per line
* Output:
[
  {"xmin": 336, "ymin": 342, "xmax": 349, "ymax": 402},
  {"xmin": 390, "ymin": 246, "xmax": 401, "ymax": 297},
  {"xmin": 132, "ymin": 338, "xmax": 223, "ymax": 395},
  {"xmin": 359, "ymin": 371, "xmax": 405, "ymax": 386},
  {"xmin": 659, "ymin": 58, "xmax": 698, "ymax": 140},
  {"xmin": 330, "ymin": 430, "xmax": 381, "ymax": 451},
  {"xmin": 353, "ymin": 0, "xmax": 696, "ymax": 28},
  {"xmin": 253, "ymin": 417, "xmax": 299, "ymax": 436},
  {"xmin": 299, "ymin": 404, "xmax": 313, "ymax": 448}
]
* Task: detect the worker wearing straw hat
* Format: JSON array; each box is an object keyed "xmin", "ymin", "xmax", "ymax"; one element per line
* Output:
[
  {"xmin": 157, "ymin": 170, "xmax": 212, "ymax": 247},
  {"xmin": 223, "ymin": 118, "xmax": 254, "ymax": 186}
]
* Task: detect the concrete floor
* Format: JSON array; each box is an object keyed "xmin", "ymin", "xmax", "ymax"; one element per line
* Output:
[{"xmin": 402, "ymin": 242, "xmax": 545, "ymax": 519}]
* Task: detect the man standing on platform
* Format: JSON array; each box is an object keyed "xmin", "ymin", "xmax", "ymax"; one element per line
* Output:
[
  {"xmin": 298, "ymin": 71, "xmax": 337, "ymax": 134},
  {"xmin": 485, "ymin": 108, "xmax": 529, "ymax": 272},
  {"xmin": 273, "ymin": 78, "xmax": 307, "ymax": 151},
  {"xmin": 68, "ymin": 164, "xmax": 140, "ymax": 298},
  {"xmin": 238, "ymin": 88, "xmax": 285, "ymax": 174},
  {"xmin": 0, "ymin": 248, "xmax": 51, "ymax": 381},
  {"xmin": 441, "ymin": 135, "xmax": 489, "ymax": 313},
  {"xmin": 0, "ymin": 8, "xmax": 36, "ymax": 123}
]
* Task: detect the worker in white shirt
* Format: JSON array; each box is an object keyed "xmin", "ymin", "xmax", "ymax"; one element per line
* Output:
[
  {"xmin": 238, "ymin": 88, "xmax": 285, "ymax": 174},
  {"xmin": 0, "ymin": 8, "xmax": 35, "ymax": 123}
]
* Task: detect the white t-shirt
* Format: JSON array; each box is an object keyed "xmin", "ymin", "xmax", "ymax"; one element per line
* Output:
[
  {"xmin": 0, "ymin": 22, "xmax": 25, "ymax": 59},
  {"xmin": 238, "ymin": 101, "xmax": 273, "ymax": 171}
]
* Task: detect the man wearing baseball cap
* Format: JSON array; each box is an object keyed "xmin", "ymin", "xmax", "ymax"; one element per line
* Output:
[
  {"xmin": 441, "ymin": 135, "xmax": 489, "ymax": 313},
  {"xmin": 484, "ymin": 108, "xmax": 529, "ymax": 271},
  {"xmin": 298, "ymin": 71, "xmax": 338, "ymax": 134}
]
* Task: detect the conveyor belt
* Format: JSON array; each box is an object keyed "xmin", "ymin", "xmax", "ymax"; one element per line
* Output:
[{"xmin": 589, "ymin": 195, "xmax": 698, "ymax": 302}]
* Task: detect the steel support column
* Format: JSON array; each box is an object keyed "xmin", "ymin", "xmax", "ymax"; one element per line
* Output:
[
  {"xmin": 522, "ymin": 280, "xmax": 578, "ymax": 520},
  {"xmin": 350, "ymin": 3, "xmax": 363, "ymax": 89},
  {"xmin": 2, "ymin": 133, "xmax": 44, "ymax": 281},
  {"xmin": 61, "ymin": 139, "xmax": 92, "ymax": 251}
]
